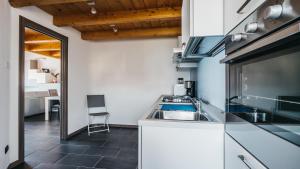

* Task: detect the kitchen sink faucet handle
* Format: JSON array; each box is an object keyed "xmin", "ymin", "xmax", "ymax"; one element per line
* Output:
[
  {"xmin": 195, "ymin": 99, "xmax": 202, "ymax": 114},
  {"xmin": 253, "ymin": 107, "xmax": 258, "ymax": 113}
]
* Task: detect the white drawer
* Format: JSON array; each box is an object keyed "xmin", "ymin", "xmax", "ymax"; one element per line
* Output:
[{"xmin": 225, "ymin": 134, "xmax": 267, "ymax": 169}]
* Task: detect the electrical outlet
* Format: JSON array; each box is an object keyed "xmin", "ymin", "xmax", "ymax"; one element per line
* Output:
[{"xmin": 5, "ymin": 145, "xmax": 9, "ymax": 154}]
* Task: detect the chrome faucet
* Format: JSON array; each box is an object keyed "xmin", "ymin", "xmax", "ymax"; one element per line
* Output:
[
  {"xmin": 190, "ymin": 97, "xmax": 202, "ymax": 114},
  {"xmin": 196, "ymin": 100, "xmax": 201, "ymax": 114},
  {"xmin": 253, "ymin": 108, "xmax": 258, "ymax": 123}
]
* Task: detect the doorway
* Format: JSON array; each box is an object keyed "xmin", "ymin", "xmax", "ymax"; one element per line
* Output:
[{"xmin": 18, "ymin": 16, "xmax": 68, "ymax": 165}]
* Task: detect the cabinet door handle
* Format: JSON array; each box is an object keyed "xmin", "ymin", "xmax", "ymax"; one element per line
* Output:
[
  {"xmin": 238, "ymin": 155, "xmax": 252, "ymax": 169},
  {"xmin": 237, "ymin": 0, "xmax": 251, "ymax": 14}
]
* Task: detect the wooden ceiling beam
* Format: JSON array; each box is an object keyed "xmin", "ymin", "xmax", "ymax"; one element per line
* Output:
[
  {"xmin": 26, "ymin": 42, "xmax": 61, "ymax": 52},
  {"xmin": 30, "ymin": 48, "xmax": 61, "ymax": 52},
  {"xmin": 53, "ymin": 7, "xmax": 181, "ymax": 27},
  {"xmin": 51, "ymin": 51, "xmax": 61, "ymax": 57},
  {"xmin": 28, "ymin": 51, "xmax": 61, "ymax": 59},
  {"xmin": 81, "ymin": 27, "xmax": 181, "ymax": 41},
  {"xmin": 9, "ymin": 0, "xmax": 88, "ymax": 8},
  {"xmin": 25, "ymin": 34, "xmax": 60, "ymax": 44}
]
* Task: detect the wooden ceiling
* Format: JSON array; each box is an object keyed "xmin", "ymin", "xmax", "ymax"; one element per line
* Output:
[
  {"xmin": 10, "ymin": 0, "xmax": 182, "ymax": 41},
  {"xmin": 25, "ymin": 28, "xmax": 61, "ymax": 59}
]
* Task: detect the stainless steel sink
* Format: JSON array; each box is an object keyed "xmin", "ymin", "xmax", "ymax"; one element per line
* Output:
[{"xmin": 149, "ymin": 110, "xmax": 209, "ymax": 121}]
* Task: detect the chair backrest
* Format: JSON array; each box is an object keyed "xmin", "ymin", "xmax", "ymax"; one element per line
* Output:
[
  {"xmin": 87, "ymin": 95, "xmax": 106, "ymax": 108},
  {"xmin": 49, "ymin": 89, "xmax": 59, "ymax": 96}
]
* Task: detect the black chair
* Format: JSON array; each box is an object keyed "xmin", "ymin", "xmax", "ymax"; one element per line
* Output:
[
  {"xmin": 48, "ymin": 89, "xmax": 60, "ymax": 120},
  {"xmin": 87, "ymin": 95, "xmax": 110, "ymax": 135}
]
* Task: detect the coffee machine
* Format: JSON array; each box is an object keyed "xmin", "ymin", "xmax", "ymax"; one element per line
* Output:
[{"xmin": 184, "ymin": 81, "xmax": 196, "ymax": 97}]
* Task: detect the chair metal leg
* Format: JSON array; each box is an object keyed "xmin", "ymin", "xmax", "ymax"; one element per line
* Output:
[
  {"xmin": 88, "ymin": 116, "xmax": 91, "ymax": 136},
  {"xmin": 88, "ymin": 114, "xmax": 110, "ymax": 135},
  {"xmin": 49, "ymin": 109, "xmax": 52, "ymax": 121},
  {"xmin": 106, "ymin": 115, "xmax": 110, "ymax": 132},
  {"xmin": 57, "ymin": 108, "xmax": 60, "ymax": 120}
]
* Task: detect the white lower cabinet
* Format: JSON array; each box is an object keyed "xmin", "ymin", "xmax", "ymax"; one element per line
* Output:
[
  {"xmin": 225, "ymin": 134, "xmax": 267, "ymax": 169},
  {"xmin": 139, "ymin": 124, "xmax": 224, "ymax": 169}
]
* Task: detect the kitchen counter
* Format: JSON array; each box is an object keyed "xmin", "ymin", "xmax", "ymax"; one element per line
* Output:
[
  {"xmin": 138, "ymin": 95, "xmax": 225, "ymax": 127},
  {"xmin": 138, "ymin": 95, "xmax": 225, "ymax": 169}
]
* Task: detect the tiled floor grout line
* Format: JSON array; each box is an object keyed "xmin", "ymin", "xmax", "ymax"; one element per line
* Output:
[
  {"xmin": 53, "ymin": 153, "xmax": 69, "ymax": 164},
  {"xmin": 114, "ymin": 148, "xmax": 122, "ymax": 158},
  {"xmin": 24, "ymin": 150, "xmax": 35, "ymax": 157},
  {"xmin": 59, "ymin": 152, "xmax": 104, "ymax": 157},
  {"xmin": 22, "ymin": 114, "xmax": 138, "ymax": 169},
  {"xmin": 93, "ymin": 155, "xmax": 104, "ymax": 168}
]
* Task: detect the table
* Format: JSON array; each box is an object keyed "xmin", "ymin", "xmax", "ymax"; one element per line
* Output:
[{"xmin": 45, "ymin": 96, "xmax": 60, "ymax": 121}]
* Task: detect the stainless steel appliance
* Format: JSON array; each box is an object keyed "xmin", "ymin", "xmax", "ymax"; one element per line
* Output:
[
  {"xmin": 184, "ymin": 81, "xmax": 196, "ymax": 97},
  {"xmin": 182, "ymin": 36, "xmax": 224, "ymax": 60},
  {"xmin": 173, "ymin": 36, "xmax": 225, "ymax": 63},
  {"xmin": 222, "ymin": 0, "xmax": 300, "ymax": 168},
  {"xmin": 222, "ymin": 0, "xmax": 300, "ymax": 63}
]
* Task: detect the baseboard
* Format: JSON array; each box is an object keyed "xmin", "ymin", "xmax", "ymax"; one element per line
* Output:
[
  {"xmin": 24, "ymin": 112, "xmax": 45, "ymax": 118},
  {"xmin": 67, "ymin": 126, "xmax": 87, "ymax": 139},
  {"xmin": 110, "ymin": 124, "xmax": 138, "ymax": 129},
  {"xmin": 67, "ymin": 124, "xmax": 138, "ymax": 139},
  {"xmin": 7, "ymin": 160, "xmax": 23, "ymax": 169}
]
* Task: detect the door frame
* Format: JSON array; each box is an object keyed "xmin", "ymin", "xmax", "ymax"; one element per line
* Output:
[{"xmin": 18, "ymin": 16, "xmax": 68, "ymax": 163}]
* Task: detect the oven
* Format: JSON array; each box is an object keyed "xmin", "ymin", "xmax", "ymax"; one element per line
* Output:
[{"xmin": 222, "ymin": 0, "xmax": 300, "ymax": 168}]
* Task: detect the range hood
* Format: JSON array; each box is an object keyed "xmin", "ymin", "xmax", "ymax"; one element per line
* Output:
[{"xmin": 181, "ymin": 35, "xmax": 225, "ymax": 61}]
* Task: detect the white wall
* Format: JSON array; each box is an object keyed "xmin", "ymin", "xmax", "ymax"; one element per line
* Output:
[
  {"xmin": 25, "ymin": 51, "xmax": 61, "ymax": 85},
  {"xmin": 88, "ymin": 39, "xmax": 190, "ymax": 125},
  {"xmin": 7, "ymin": 5, "xmax": 190, "ymax": 164},
  {"xmin": 197, "ymin": 51, "xmax": 226, "ymax": 110},
  {"xmin": 8, "ymin": 6, "xmax": 186, "ymax": 163},
  {"xmin": 0, "ymin": 0, "xmax": 11, "ymax": 168},
  {"xmin": 9, "ymin": 6, "xmax": 90, "ymax": 163},
  {"xmin": 25, "ymin": 51, "xmax": 60, "ymax": 72}
]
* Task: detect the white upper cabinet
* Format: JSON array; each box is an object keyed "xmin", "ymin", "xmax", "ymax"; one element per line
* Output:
[
  {"xmin": 181, "ymin": 0, "xmax": 190, "ymax": 50},
  {"xmin": 191, "ymin": 0, "xmax": 224, "ymax": 36},
  {"xmin": 224, "ymin": 0, "xmax": 266, "ymax": 34},
  {"xmin": 181, "ymin": 0, "xmax": 224, "ymax": 50}
]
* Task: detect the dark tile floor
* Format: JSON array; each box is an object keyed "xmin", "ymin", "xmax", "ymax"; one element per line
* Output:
[{"xmin": 14, "ymin": 114, "xmax": 138, "ymax": 169}]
